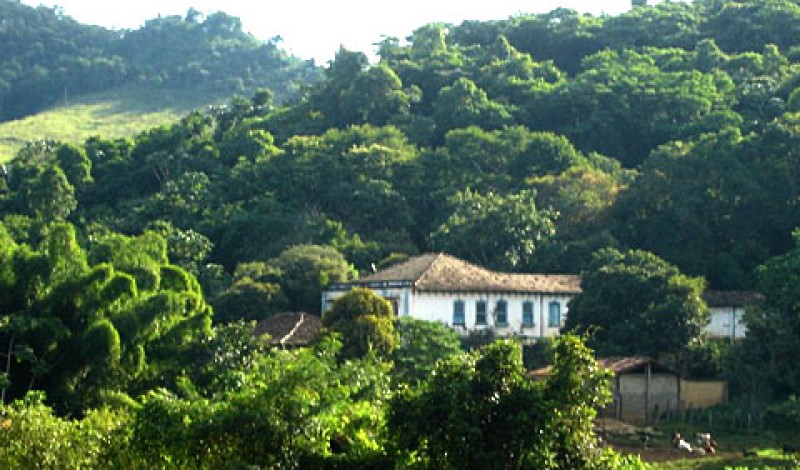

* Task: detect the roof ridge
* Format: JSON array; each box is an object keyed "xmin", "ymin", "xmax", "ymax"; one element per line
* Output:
[
  {"xmin": 413, "ymin": 252, "xmax": 445, "ymax": 288},
  {"xmin": 280, "ymin": 313, "xmax": 305, "ymax": 346}
]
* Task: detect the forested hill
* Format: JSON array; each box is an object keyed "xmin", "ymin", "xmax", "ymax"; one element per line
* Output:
[
  {"xmin": 3, "ymin": 0, "xmax": 800, "ymax": 301},
  {"xmin": 0, "ymin": 0, "xmax": 321, "ymax": 121},
  {"xmin": 5, "ymin": 2, "xmax": 800, "ymax": 459}
]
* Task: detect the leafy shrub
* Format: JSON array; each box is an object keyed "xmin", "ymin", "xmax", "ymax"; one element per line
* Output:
[
  {"xmin": 764, "ymin": 396, "xmax": 800, "ymax": 438},
  {"xmin": 0, "ymin": 392, "xmax": 123, "ymax": 469}
]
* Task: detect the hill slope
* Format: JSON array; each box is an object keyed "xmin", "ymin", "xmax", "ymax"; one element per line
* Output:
[
  {"xmin": 0, "ymin": 0, "xmax": 321, "ymax": 123},
  {"xmin": 0, "ymin": 85, "xmax": 233, "ymax": 162}
]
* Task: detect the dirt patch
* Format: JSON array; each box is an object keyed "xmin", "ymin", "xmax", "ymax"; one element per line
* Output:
[
  {"xmin": 595, "ymin": 418, "xmax": 737, "ymax": 463},
  {"xmin": 610, "ymin": 443, "xmax": 738, "ymax": 463}
]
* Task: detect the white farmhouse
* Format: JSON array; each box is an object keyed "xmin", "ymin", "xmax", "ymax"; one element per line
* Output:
[
  {"xmin": 323, "ymin": 253, "xmax": 763, "ymax": 341},
  {"xmin": 322, "ymin": 253, "xmax": 580, "ymax": 339}
]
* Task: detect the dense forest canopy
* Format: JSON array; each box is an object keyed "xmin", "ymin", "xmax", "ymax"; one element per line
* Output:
[
  {"xmin": 2, "ymin": 0, "xmax": 800, "ymax": 466},
  {"xmin": 5, "ymin": 0, "xmax": 797, "ymax": 289},
  {"xmin": 2, "ymin": 0, "xmax": 799, "ymax": 321}
]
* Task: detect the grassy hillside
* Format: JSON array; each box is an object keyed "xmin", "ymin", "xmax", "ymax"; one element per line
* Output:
[{"xmin": 0, "ymin": 85, "xmax": 231, "ymax": 162}]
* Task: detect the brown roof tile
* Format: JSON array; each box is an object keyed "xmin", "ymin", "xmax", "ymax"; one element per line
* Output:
[
  {"xmin": 596, "ymin": 356, "xmax": 678, "ymax": 375},
  {"xmin": 530, "ymin": 356, "xmax": 678, "ymax": 377},
  {"xmin": 357, "ymin": 253, "xmax": 581, "ymax": 294},
  {"xmin": 254, "ymin": 313, "xmax": 322, "ymax": 347}
]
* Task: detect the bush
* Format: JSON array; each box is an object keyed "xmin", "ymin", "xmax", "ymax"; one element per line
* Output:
[
  {"xmin": 764, "ymin": 396, "xmax": 800, "ymax": 439},
  {"xmin": 0, "ymin": 392, "xmax": 124, "ymax": 469}
]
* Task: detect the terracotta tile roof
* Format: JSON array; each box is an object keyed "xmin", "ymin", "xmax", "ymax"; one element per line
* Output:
[
  {"xmin": 356, "ymin": 253, "xmax": 581, "ymax": 294},
  {"xmin": 596, "ymin": 356, "xmax": 678, "ymax": 375},
  {"xmin": 254, "ymin": 313, "xmax": 322, "ymax": 347},
  {"xmin": 529, "ymin": 356, "xmax": 678, "ymax": 377},
  {"xmin": 702, "ymin": 290, "xmax": 764, "ymax": 308},
  {"xmin": 358, "ymin": 253, "xmax": 441, "ymax": 283}
]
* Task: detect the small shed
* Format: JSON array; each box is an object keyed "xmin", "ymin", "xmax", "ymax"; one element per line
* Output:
[
  {"xmin": 254, "ymin": 313, "xmax": 322, "ymax": 347},
  {"xmin": 530, "ymin": 356, "xmax": 682, "ymax": 424},
  {"xmin": 598, "ymin": 357, "xmax": 681, "ymax": 424}
]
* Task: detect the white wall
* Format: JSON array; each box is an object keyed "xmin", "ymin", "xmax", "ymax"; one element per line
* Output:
[
  {"xmin": 324, "ymin": 287, "xmax": 751, "ymax": 340},
  {"xmin": 323, "ymin": 288, "xmax": 572, "ymax": 338},
  {"xmin": 412, "ymin": 291, "xmax": 573, "ymax": 338},
  {"xmin": 706, "ymin": 306, "xmax": 747, "ymax": 339}
]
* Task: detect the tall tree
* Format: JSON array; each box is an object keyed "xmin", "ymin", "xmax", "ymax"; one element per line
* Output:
[
  {"xmin": 392, "ymin": 316, "xmax": 462, "ymax": 384},
  {"xmin": 730, "ymin": 229, "xmax": 800, "ymax": 400},
  {"xmin": 322, "ymin": 287, "xmax": 397, "ymax": 359},
  {"xmin": 388, "ymin": 337, "xmax": 616, "ymax": 469},
  {"xmin": 564, "ymin": 248, "xmax": 708, "ymax": 361},
  {"xmin": 431, "ymin": 189, "xmax": 557, "ymax": 272},
  {"xmin": 124, "ymin": 338, "xmax": 390, "ymax": 468},
  {"xmin": 267, "ymin": 245, "xmax": 355, "ymax": 314},
  {"xmin": 0, "ymin": 223, "xmax": 212, "ymax": 412}
]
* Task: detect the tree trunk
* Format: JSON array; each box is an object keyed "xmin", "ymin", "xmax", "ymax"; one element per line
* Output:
[{"xmin": 2, "ymin": 335, "xmax": 14, "ymax": 405}]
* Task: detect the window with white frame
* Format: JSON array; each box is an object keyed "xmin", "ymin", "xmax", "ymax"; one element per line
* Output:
[
  {"xmin": 495, "ymin": 300, "xmax": 508, "ymax": 326},
  {"xmin": 522, "ymin": 301, "xmax": 534, "ymax": 327},
  {"xmin": 548, "ymin": 301, "xmax": 561, "ymax": 327},
  {"xmin": 476, "ymin": 300, "xmax": 487, "ymax": 325},
  {"xmin": 453, "ymin": 300, "xmax": 466, "ymax": 326}
]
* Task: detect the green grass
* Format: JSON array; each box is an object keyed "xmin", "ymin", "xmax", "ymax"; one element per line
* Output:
[
  {"xmin": 0, "ymin": 85, "xmax": 232, "ymax": 162},
  {"xmin": 652, "ymin": 449, "xmax": 796, "ymax": 469},
  {"xmin": 605, "ymin": 418, "xmax": 800, "ymax": 469}
]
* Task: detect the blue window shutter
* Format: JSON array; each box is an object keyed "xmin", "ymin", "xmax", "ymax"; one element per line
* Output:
[
  {"xmin": 454, "ymin": 300, "xmax": 465, "ymax": 326},
  {"xmin": 522, "ymin": 301, "xmax": 534, "ymax": 326},
  {"xmin": 548, "ymin": 301, "xmax": 561, "ymax": 327}
]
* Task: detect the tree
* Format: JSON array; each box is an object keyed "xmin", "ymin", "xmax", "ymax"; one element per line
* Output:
[
  {"xmin": 339, "ymin": 63, "xmax": 412, "ymax": 126},
  {"xmin": 599, "ymin": 1, "xmax": 699, "ymax": 50},
  {"xmin": 530, "ymin": 47, "xmax": 735, "ymax": 167},
  {"xmin": 267, "ymin": 124, "xmax": 418, "ymax": 238},
  {"xmin": 211, "ymin": 263, "xmax": 288, "ymax": 324},
  {"xmin": 729, "ymin": 229, "xmax": 800, "ymax": 400},
  {"xmin": 703, "ymin": 0, "xmax": 800, "ymax": 53},
  {"xmin": 564, "ymin": 248, "xmax": 708, "ymax": 362},
  {"xmin": 431, "ymin": 189, "xmax": 557, "ymax": 272},
  {"xmin": 55, "ymin": 143, "xmax": 92, "ymax": 191},
  {"xmin": 611, "ymin": 128, "xmax": 781, "ymax": 289},
  {"xmin": 388, "ymin": 337, "xmax": 618, "ymax": 469},
  {"xmin": 124, "ymin": 338, "xmax": 390, "ymax": 468},
  {"xmin": 322, "ymin": 287, "xmax": 397, "ymax": 359},
  {"xmin": 392, "ymin": 316, "xmax": 462, "ymax": 384},
  {"xmin": 0, "ymin": 224, "xmax": 212, "ymax": 413},
  {"xmin": 267, "ymin": 245, "xmax": 355, "ymax": 314},
  {"xmin": 529, "ymin": 163, "xmax": 628, "ymax": 272},
  {"xmin": 503, "ymin": 9, "xmax": 603, "ymax": 74},
  {"xmin": 0, "ymin": 392, "xmax": 122, "ymax": 468},
  {"xmin": 432, "ymin": 77, "xmax": 513, "ymax": 143},
  {"xmin": 22, "ymin": 166, "xmax": 77, "ymax": 221},
  {"xmin": 311, "ymin": 47, "xmax": 370, "ymax": 128},
  {"xmin": 542, "ymin": 334, "xmax": 615, "ymax": 469}
]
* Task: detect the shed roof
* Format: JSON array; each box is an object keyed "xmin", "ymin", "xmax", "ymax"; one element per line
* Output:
[
  {"xmin": 596, "ymin": 356, "xmax": 679, "ymax": 375},
  {"xmin": 354, "ymin": 253, "xmax": 581, "ymax": 294},
  {"xmin": 529, "ymin": 356, "xmax": 679, "ymax": 378}
]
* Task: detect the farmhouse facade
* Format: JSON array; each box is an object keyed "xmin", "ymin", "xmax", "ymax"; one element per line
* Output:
[
  {"xmin": 322, "ymin": 253, "xmax": 760, "ymax": 341},
  {"xmin": 324, "ymin": 253, "xmax": 580, "ymax": 340}
]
